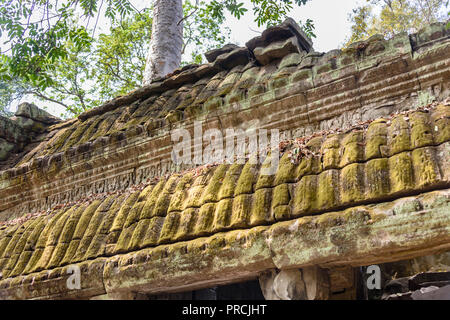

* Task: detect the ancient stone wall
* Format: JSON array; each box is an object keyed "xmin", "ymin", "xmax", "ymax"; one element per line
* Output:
[{"xmin": 0, "ymin": 22, "xmax": 449, "ymax": 222}]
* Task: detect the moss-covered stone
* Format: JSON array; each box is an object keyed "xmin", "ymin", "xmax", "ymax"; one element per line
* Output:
[
  {"xmin": 8, "ymin": 251, "xmax": 32, "ymax": 278},
  {"xmin": 112, "ymin": 225, "xmax": 133, "ymax": 254},
  {"xmin": 274, "ymin": 153, "xmax": 297, "ymax": 185},
  {"xmin": 167, "ymin": 173, "xmax": 193, "ymax": 213},
  {"xmin": 140, "ymin": 180, "xmax": 165, "ymax": 220},
  {"xmin": 234, "ymin": 160, "xmax": 259, "ymax": 196},
  {"xmin": 229, "ymin": 194, "xmax": 252, "ymax": 228},
  {"xmin": 124, "ymin": 202, "xmax": 145, "ymax": 228},
  {"xmin": 194, "ymin": 203, "xmax": 217, "ymax": 236},
  {"xmin": 365, "ymin": 120, "xmax": 387, "ymax": 160},
  {"xmin": 388, "ymin": 116, "xmax": 411, "ymax": 155},
  {"xmin": 22, "ymin": 247, "xmax": 44, "ymax": 274},
  {"xmin": 274, "ymin": 205, "xmax": 291, "ymax": 221},
  {"xmin": 58, "ymin": 205, "xmax": 86, "ymax": 244},
  {"xmin": 201, "ymin": 165, "xmax": 228, "ymax": 204},
  {"xmin": 317, "ymin": 170, "xmax": 340, "ymax": 210},
  {"xmin": 255, "ymin": 152, "xmax": 277, "ymax": 190},
  {"xmin": 321, "ymin": 134, "xmax": 342, "ymax": 170},
  {"xmin": 296, "ymin": 156, "xmax": 322, "ymax": 180},
  {"xmin": 341, "ymin": 163, "xmax": 365, "ymax": 204},
  {"xmin": 73, "ymin": 200, "xmax": 102, "ymax": 239},
  {"xmin": 174, "ymin": 208, "xmax": 197, "ymax": 241},
  {"xmin": 126, "ymin": 219, "xmax": 150, "ymax": 251},
  {"xmin": 183, "ymin": 171, "xmax": 213, "ymax": 209},
  {"xmin": 60, "ymin": 239, "xmax": 80, "ymax": 265},
  {"xmin": 365, "ymin": 158, "xmax": 390, "ymax": 198},
  {"xmin": 410, "ymin": 112, "xmax": 434, "ymax": 148},
  {"xmin": 389, "ymin": 151, "xmax": 414, "ymax": 193},
  {"xmin": 431, "ymin": 105, "xmax": 450, "ymax": 144},
  {"xmin": 213, "ymin": 198, "xmax": 233, "ymax": 232},
  {"xmin": 412, "ymin": 147, "xmax": 441, "ymax": 188},
  {"xmin": 218, "ymin": 164, "xmax": 243, "ymax": 200},
  {"xmin": 249, "ymin": 188, "xmax": 274, "ymax": 226},
  {"xmin": 142, "ymin": 216, "xmax": 165, "ymax": 247},
  {"xmin": 35, "ymin": 210, "xmax": 66, "ymax": 249},
  {"xmin": 292, "ymin": 175, "xmax": 318, "ymax": 216},
  {"xmin": 272, "ymin": 183, "xmax": 290, "ymax": 209},
  {"xmin": 46, "ymin": 243, "xmax": 69, "ymax": 268},
  {"xmin": 158, "ymin": 212, "xmax": 180, "ymax": 244},
  {"xmin": 2, "ymin": 223, "xmax": 28, "ymax": 259},
  {"xmin": 34, "ymin": 245, "xmax": 55, "ymax": 272},
  {"xmin": 339, "ymin": 131, "xmax": 364, "ymax": 167}
]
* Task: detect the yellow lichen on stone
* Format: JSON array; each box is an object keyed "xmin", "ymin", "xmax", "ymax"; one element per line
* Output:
[
  {"xmin": 292, "ymin": 175, "xmax": 318, "ymax": 216},
  {"xmin": 388, "ymin": 115, "xmax": 411, "ymax": 155},
  {"xmin": 341, "ymin": 163, "xmax": 365, "ymax": 204},
  {"xmin": 158, "ymin": 212, "xmax": 180, "ymax": 244},
  {"xmin": 412, "ymin": 147, "xmax": 441, "ymax": 188},
  {"xmin": 229, "ymin": 194, "xmax": 252, "ymax": 228},
  {"xmin": 365, "ymin": 158, "xmax": 390, "ymax": 199},
  {"xmin": 431, "ymin": 105, "xmax": 450, "ymax": 144},
  {"xmin": 168, "ymin": 172, "xmax": 193, "ymax": 213},
  {"xmin": 139, "ymin": 180, "xmax": 165, "ymax": 220},
  {"xmin": 183, "ymin": 171, "xmax": 213, "ymax": 209},
  {"xmin": 194, "ymin": 203, "xmax": 217, "ymax": 236},
  {"xmin": 213, "ymin": 198, "xmax": 233, "ymax": 232},
  {"xmin": 218, "ymin": 163, "xmax": 243, "ymax": 200},
  {"xmin": 410, "ymin": 112, "xmax": 434, "ymax": 148},
  {"xmin": 365, "ymin": 120, "xmax": 387, "ymax": 160},
  {"xmin": 234, "ymin": 159, "xmax": 259, "ymax": 196},
  {"xmin": 142, "ymin": 216, "xmax": 165, "ymax": 247},
  {"xmin": 339, "ymin": 131, "xmax": 364, "ymax": 167},
  {"xmin": 249, "ymin": 188, "xmax": 274, "ymax": 226},
  {"xmin": 317, "ymin": 170, "xmax": 340, "ymax": 210},
  {"xmin": 73, "ymin": 200, "xmax": 103, "ymax": 239},
  {"xmin": 201, "ymin": 165, "xmax": 228, "ymax": 204},
  {"xmin": 296, "ymin": 156, "xmax": 321, "ymax": 180},
  {"xmin": 321, "ymin": 134, "xmax": 342, "ymax": 170},
  {"xmin": 274, "ymin": 153, "xmax": 297, "ymax": 185},
  {"xmin": 174, "ymin": 208, "xmax": 197, "ymax": 241},
  {"xmin": 389, "ymin": 151, "xmax": 414, "ymax": 193}
]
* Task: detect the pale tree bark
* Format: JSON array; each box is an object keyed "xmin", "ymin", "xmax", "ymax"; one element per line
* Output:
[{"xmin": 143, "ymin": 0, "xmax": 184, "ymax": 85}]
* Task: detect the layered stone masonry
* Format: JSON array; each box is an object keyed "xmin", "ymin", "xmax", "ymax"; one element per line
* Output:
[
  {"xmin": 0, "ymin": 105, "xmax": 449, "ymax": 285},
  {"xmin": 0, "ymin": 22, "xmax": 449, "ymax": 222},
  {"xmin": 0, "ymin": 188, "xmax": 448, "ymax": 300}
]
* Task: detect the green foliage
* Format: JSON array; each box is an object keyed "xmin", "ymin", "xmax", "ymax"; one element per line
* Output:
[
  {"xmin": 94, "ymin": 9, "xmax": 153, "ymax": 101},
  {"xmin": 0, "ymin": 0, "xmax": 313, "ymax": 118},
  {"xmin": 182, "ymin": 0, "xmax": 231, "ymax": 65},
  {"xmin": 345, "ymin": 0, "xmax": 448, "ymax": 46}
]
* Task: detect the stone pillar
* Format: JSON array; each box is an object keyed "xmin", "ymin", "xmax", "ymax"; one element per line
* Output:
[{"xmin": 259, "ymin": 266, "xmax": 330, "ymax": 300}]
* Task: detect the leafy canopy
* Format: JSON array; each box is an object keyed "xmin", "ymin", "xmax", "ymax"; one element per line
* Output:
[
  {"xmin": 0, "ymin": 0, "xmax": 313, "ymax": 117},
  {"xmin": 345, "ymin": 0, "xmax": 448, "ymax": 46}
]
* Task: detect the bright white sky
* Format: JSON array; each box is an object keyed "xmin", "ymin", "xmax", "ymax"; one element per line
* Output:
[
  {"xmin": 215, "ymin": 0, "xmax": 367, "ymax": 52},
  {"xmin": 9, "ymin": 0, "xmax": 368, "ymax": 116}
]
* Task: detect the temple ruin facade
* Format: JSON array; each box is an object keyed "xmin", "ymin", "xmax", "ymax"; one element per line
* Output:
[{"xmin": 0, "ymin": 19, "xmax": 449, "ymax": 300}]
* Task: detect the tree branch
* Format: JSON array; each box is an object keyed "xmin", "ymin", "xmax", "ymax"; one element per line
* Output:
[{"xmin": 24, "ymin": 90, "xmax": 77, "ymax": 114}]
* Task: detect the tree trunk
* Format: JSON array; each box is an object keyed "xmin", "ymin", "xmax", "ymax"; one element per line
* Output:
[{"xmin": 143, "ymin": 0, "xmax": 184, "ymax": 85}]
